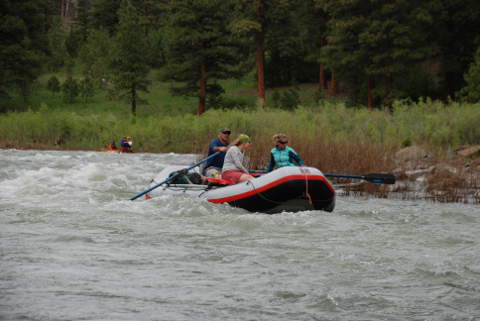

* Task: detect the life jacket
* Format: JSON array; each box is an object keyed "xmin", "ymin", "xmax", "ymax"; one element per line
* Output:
[{"xmin": 271, "ymin": 146, "xmax": 297, "ymax": 168}]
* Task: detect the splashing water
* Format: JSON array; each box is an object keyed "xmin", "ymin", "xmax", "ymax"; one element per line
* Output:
[{"xmin": 1, "ymin": 149, "xmax": 479, "ymax": 321}]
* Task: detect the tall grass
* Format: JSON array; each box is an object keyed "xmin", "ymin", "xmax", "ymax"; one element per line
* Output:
[{"xmin": 2, "ymin": 100, "xmax": 479, "ymax": 155}]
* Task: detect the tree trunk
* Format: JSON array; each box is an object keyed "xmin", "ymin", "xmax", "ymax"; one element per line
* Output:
[
  {"xmin": 131, "ymin": 86, "xmax": 137, "ymax": 116},
  {"xmin": 367, "ymin": 74, "xmax": 375, "ymax": 109},
  {"xmin": 319, "ymin": 38, "xmax": 327, "ymax": 91},
  {"xmin": 198, "ymin": 62, "xmax": 206, "ymax": 115},
  {"xmin": 445, "ymin": 71, "xmax": 454, "ymax": 101},
  {"xmin": 256, "ymin": 3, "xmax": 265, "ymax": 109},
  {"xmin": 330, "ymin": 69, "xmax": 337, "ymax": 95},
  {"xmin": 60, "ymin": 0, "xmax": 66, "ymax": 21},
  {"xmin": 385, "ymin": 73, "xmax": 393, "ymax": 106},
  {"xmin": 319, "ymin": 64, "xmax": 326, "ymax": 91}
]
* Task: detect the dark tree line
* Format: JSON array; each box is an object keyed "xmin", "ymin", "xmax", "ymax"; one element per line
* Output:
[{"xmin": 1, "ymin": 0, "xmax": 480, "ymax": 114}]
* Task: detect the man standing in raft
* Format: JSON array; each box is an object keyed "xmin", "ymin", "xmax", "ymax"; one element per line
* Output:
[{"xmin": 267, "ymin": 133, "xmax": 303, "ymax": 172}]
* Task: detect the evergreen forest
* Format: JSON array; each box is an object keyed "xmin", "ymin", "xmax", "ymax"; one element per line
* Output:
[
  {"xmin": 2, "ymin": 0, "xmax": 480, "ymax": 113},
  {"xmin": 1, "ymin": 0, "xmax": 480, "ymax": 155}
]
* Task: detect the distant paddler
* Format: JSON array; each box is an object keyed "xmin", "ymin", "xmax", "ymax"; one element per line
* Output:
[{"xmin": 119, "ymin": 136, "xmax": 133, "ymax": 153}]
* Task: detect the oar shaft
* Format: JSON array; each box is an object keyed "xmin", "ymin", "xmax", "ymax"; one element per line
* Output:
[
  {"xmin": 326, "ymin": 172, "xmax": 396, "ymax": 184},
  {"xmin": 129, "ymin": 151, "xmax": 221, "ymax": 201},
  {"xmin": 250, "ymin": 170, "xmax": 395, "ymax": 184},
  {"xmin": 325, "ymin": 173, "xmax": 365, "ymax": 180}
]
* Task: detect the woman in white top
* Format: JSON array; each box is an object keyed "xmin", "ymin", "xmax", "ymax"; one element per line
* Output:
[{"xmin": 222, "ymin": 134, "xmax": 254, "ymax": 184}]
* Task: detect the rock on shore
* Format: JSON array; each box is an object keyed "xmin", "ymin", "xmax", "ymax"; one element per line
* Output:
[{"xmin": 391, "ymin": 146, "xmax": 480, "ymax": 203}]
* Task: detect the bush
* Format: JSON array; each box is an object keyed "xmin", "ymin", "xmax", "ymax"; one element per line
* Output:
[
  {"xmin": 79, "ymin": 78, "xmax": 95, "ymax": 103},
  {"xmin": 271, "ymin": 88, "xmax": 300, "ymax": 110},
  {"xmin": 458, "ymin": 47, "xmax": 480, "ymax": 103},
  {"xmin": 46, "ymin": 76, "xmax": 61, "ymax": 94},
  {"xmin": 62, "ymin": 77, "xmax": 79, "ymax": 103}
]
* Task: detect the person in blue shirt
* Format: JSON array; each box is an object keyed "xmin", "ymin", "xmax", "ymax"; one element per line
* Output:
[
  {"xmin": 204, "ymin": 129, "xmax": 231, "ymax": 177},
  {"xmin": 119, "ymin": 136, "xmax": 133, "ymax": 153},
  {"xmin": 267, "ymin": 133, "xmax": 303, "ymax": 172}
]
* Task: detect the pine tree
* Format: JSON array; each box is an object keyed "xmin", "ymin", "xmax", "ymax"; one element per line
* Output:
[
  {"xmin": 110, "ymin": 0, "xmax": 150, "ymax": 116},
  {"xmin": 459, "ymin": 47, "xmax": 480, "ymax": 103},
  {"xmin": 75, "ymin": 0, "xmax": 91, "ymax": 42},
  {"xmin": 426, "ymin": 0, "xmax": 480, "ymax": 100},
  {"xmin": 90, "ymin": 0, "xmax": 121, "ymax": 34},
  {"xmin": 79, "ymin": 28, "xmax": 113, "ymax": 80},
  {"xmin": 232, "ymin": 0, "xmax": 321, "ymax": 107},
  {"xmin": 0, "ymin": 0, "xmax": 54, "ymax": 98},
  {"xmin": 318, "ymin": 0, "xmax": 434, "ymax": 107},
  {"xmin": 162, "ymin": 0, "xmax": 245, "ymax": 115}
]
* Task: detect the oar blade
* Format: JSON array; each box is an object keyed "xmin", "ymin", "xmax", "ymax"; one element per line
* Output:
[{"xmin": 364, "ymin": 173, "xmax": 396, "ymax": 184}]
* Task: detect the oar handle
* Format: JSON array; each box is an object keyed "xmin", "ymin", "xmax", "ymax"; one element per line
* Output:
[{"xmin": 129, "ymin": 151, "xmax": 221, "ymax": 201}]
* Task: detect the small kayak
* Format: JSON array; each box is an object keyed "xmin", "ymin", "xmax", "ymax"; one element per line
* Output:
[{"xmin": 100, "ymin": 149, "xmax": 134, "ymax": 153}]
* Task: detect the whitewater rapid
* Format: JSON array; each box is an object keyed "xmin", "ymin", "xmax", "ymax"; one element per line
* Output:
[{"xmin": 1, "ymin": 149, "xmax": 479, "ymax": 321}]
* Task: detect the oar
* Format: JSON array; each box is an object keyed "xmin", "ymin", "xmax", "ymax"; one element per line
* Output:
[
  {"xmin": 249, "ymin": 170, "xmax": 395, "ymax": 184},
  {"xmin": 129, "ymin": 151, "xmax": 221, "ymax": 201},
  {"xmin": 324, "ymin": 173, "xmax": 396, "ymax": 184}
]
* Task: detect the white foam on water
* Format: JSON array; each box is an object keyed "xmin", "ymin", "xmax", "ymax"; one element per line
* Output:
[{"xmin": 1, "ymin": 149, "xmax": 480, "ymax": 321}]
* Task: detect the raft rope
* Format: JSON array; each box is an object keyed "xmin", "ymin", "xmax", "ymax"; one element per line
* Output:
[{"xmin": 303, "ymin": 170, "xmax": 313, "ymax": 205}]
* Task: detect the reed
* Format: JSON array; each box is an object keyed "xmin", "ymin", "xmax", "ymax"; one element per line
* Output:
[{"xmin": 2, "ymin": 101, "xmax": 479, "ymax": 153}]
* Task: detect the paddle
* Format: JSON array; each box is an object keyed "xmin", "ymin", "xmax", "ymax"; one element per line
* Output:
[
  {"xmin": 248, "ymin": 169, "xmax": 396, "ymax": 184},
  {"xmin": 323, "ymin": 173, "xmax": 396, "ymax": 184},
  {"xmin": 129, "ymin": 151, "xmax": 221, "ymax": 201}
]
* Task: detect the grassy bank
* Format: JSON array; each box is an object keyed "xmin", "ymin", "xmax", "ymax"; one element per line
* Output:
[
  {"xmin": 2, "ymin": 99, "xmax": 480, "ymax": 162},
  {"xmin": 2, "ymin": 98, "xmax": 480, "ymax": 146}
]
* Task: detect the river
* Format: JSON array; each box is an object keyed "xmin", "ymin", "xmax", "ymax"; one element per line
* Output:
[{"xmin": 1, "ymin": 149, "xmax": 479, "ymax": 321}]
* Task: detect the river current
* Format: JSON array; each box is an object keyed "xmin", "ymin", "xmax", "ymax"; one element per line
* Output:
[{"xmin": 1, "ymin": 149, "xmax": 479, "ymax": 321}]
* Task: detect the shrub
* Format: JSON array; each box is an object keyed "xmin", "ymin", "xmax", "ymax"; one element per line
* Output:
[
  {"xmin": 46, "ymin": 76, "xmax": 61, "ymax": 95},
  {"xmin": 458, "ymin": 47, "xmax": 480, "ymax": 103},
  {"xmin": 79, "ymin": 78, "xmax": 95, "ymax": 103},
  {"xmin": 271, "ymin": 88, "xmax": 300, "ymax": 110},
  {"xmin": 62, "ymin": 76, "xmax": 79, "ymax": 103}
]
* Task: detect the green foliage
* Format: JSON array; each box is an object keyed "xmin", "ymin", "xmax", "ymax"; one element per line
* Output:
[
  {"xmin": 272, "ymin": 88, "xmax": 300, "ymax": 110},
  {"xmin": 319, "ymin": 0, "xmax": 434, "ymax": 106},
  {"xmin": 62, "ymin": 77, "xmax": 79, "ymax": 103},
  {"xmin": 428, "ymin": 0, "xmax": 480, "ymax": 98},
  {"xmin": 79, "ymin": 78, "xmax": 95, "ymax": 103},
  {"xmin": 79, "ymin": 29, "xmax": 113, "ymax": 80},
  {"xmin": 46, "ymin": 76, "xmax": 61, "ymax": 94},
  {"xmin": 2, "ymin": 100, "xmax": 479, "ymax": 151},
  {"xmin": 110, "ymin": 0, "xmax": 151, "ymax": 115},
  {"xmin": 401, "ymin": 138, "xmax": 412, "ymax": 148},
  {"xmin": 65, "ymin": 29, "xmax": 84, "ymax": 59},
  {"xmin": 162, "ymin": 0, "xmax": 247, "ymax": 110},
  {"xmin": 144, "ymin": 29, "xmax": 165, "ymax": 68},
  {"xmin": 46, "ymin": 19, "xmax": 69, "ymax": 71},
  {"xmin": 75, "ymin": 0, "xmax": 91, "ymax": 42},
  {"xmin": 458, "ymin": 47, "xmax": 480, "ymax": 103},
  {"xmin": 0, "ymin": 0, "xmax": 54, "ymax": 98},
  {"xmin": 90, "ymin": 0, "xmax": 121, "ymax": 34}
]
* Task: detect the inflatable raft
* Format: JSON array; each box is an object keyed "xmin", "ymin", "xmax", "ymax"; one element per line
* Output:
[{"xmin": 147, "ymin": 166, "xmax": 335, "ymax": 213}]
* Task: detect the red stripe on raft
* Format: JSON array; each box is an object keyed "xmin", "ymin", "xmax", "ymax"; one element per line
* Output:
[{"xmin": 208, "ymin": 174, "xmax": 334, "ymax": 204}]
